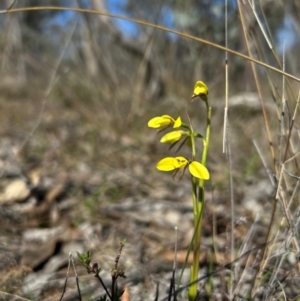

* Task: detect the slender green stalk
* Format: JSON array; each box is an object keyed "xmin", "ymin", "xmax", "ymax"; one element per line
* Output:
[
  {"xmin": 188, "ymin": 112, "xmax": 200, "ymax": 300},
  {"xmin": 190, "ymin": 120, "xmax": 198, "ymax": 215},
  {"xmin": 200, "ymin": 101, "xmax": 211, "ymax": 186},
  {"xmin": 189, "ymin": 100, "xmax": 211, "ymax": 301}
]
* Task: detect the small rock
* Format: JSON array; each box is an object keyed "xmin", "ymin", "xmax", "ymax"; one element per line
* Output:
[
  {"xmin": 0, "ymin": 179, "xmax": 30, "ymax": 203},
  {"xmin": 23, "ymin": 272, "xmax": 54, "ymax": 300}
]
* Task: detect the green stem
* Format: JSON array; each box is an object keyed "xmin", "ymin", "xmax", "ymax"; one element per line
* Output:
[
  {"xmin": 190, "ymin": 119, "xmax": 198, "ymax": 215},
  {"xmin": 200, "ymin": 102, "xmax": 211, "ymax": 189},
  {"xmin": 198, "ymin": 103, "xmax": 211, "ymax": 208},
  {"xmin": 189, "ymin": 100, "xmax": 211, "ymax": 301},
  {"xmin": 189, "ymin": 201, "xmax": 204, "ymax": 300}
]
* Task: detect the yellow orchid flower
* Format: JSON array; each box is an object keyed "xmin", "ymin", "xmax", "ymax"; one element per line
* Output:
[
  {"xmin": 148, "ymin": 115, "xmax": 182, "ymax": 129},
  {"xmin": 156, "ymin": 156, "xmax": 210, "ymax": 180},
  {"xmin": 156, "ymin": 157, "xmax": 180, "ymax": 171},
  {"xmin": 160, "ymin": 130, "xmax": 185, "ymax": 144},
  {"xmin": 191, "ymin": 81, "xmax": 209, "ymax": 101}
]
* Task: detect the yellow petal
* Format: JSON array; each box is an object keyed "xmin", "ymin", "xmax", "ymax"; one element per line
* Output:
[
  {"xmin": 160, "ymin": 131, "xmax": 184, "ymax": 143},
  {"xmin": 148, "ymin": 115, "xmax": 175, "ymax": 128},
  {"xmin": 193, "ymin": 81, "xmax": 209, "ymax": 96},
  {"xmin": 174, "ymin": 156, "xmax": 188, "ymax": 168},
  {"xmin": 156, "ymin": 157, "xmax": 178, "ymax": 171},
  {"xmin": 173, "ymin": 117, "xmax": 182, "ymax": 128},
  {"xmin": 188, "ymin": 161, "xmax": 210, "ymax": 180}
]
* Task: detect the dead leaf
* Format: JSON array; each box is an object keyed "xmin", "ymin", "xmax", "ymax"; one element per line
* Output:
[{"xmin": 121, "ymin": 285, "xmax": 130, "ymax": 301}]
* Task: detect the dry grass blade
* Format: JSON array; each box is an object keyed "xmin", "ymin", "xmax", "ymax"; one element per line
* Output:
[
  {"xmin": 0, "ymin": 291, "xmax": 31, "ymax": 301},
  {"xmin": 0, "ymin": 5, "xmax": 299, "ymax": 83}
]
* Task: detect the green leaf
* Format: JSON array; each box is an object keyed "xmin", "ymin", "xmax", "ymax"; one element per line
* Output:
[{"xmin": 77, "ymin": 251, "xmax": 91, "ymax": 266}]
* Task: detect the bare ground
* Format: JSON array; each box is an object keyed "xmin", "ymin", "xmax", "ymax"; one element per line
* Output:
[{"xmin": 1, "ymin": 88, "xmax": 299, "ymax": 301}]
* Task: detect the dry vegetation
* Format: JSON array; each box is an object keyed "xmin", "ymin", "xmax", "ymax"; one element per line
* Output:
[{"xmin": 0, "ymin": 1, "xmax": 300, "ymax": 300}]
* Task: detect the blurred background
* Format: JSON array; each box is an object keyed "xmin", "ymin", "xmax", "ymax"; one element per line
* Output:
[
  {"xmin": 0, "ymin": 0, "xmax": 299, "ymax": 175},
  {"xmin": 0, "ymin": 0, "xmax": 300, "ymax": 299}
]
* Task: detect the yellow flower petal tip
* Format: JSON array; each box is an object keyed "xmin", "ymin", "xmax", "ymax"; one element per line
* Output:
[
  {"xmin": 192, "ymin": 81, "xmax": 209, "ymax": 99},
  {"xmin": 173, "ymin": 117, "xmax": 182, "ymax": 128},
  {"xmin": 156, "ymin": 157, "xmax": 178, "ymax": 171},
  {"xmin": 160, "ymin": 130, "xmax": 184, "ymax": 144},
  {"xmin": 189, "ymin": 161, "xmax": 210, "ymax": 180},
  {"xmin": 148, "ymin": 115, "xmax": 175, "ymax": 128}
]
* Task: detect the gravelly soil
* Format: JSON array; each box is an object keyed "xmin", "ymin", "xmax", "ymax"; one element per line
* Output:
[{"xmin": 1, "ymin": 92, "xmax": 300, "ymax": 301}]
